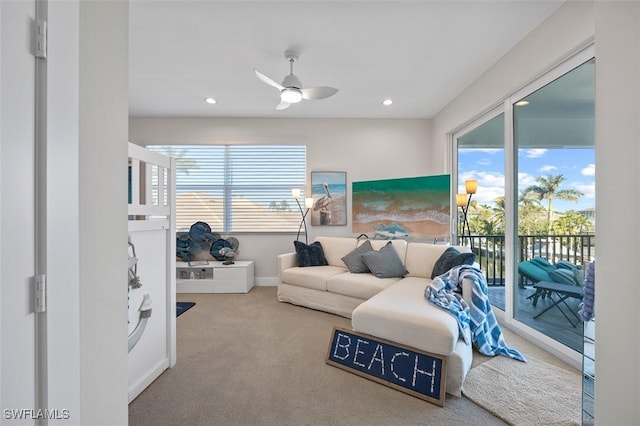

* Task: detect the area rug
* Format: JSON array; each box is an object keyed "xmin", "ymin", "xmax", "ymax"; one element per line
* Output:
[
  {"xmin": 176, "ymin": 302, "xmax": 196, "ymax": 317},
  {"xmin": 462, "ymin": 356, "xmax": 581, "ymax": 426}
]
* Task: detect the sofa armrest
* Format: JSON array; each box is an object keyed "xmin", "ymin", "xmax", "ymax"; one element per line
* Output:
[{"xmin": 277, "ymin": 252, "xmax": 297, "ymax": 283}]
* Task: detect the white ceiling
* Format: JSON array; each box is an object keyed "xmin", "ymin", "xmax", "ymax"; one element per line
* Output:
[{"xmin": 129, "ymin": 1, "xmax": 565, "ymax": 119}]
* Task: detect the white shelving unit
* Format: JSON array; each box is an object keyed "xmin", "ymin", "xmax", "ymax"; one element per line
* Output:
[{"xmin": 176, "ymin": 261, "xmax": 254, "ymax": 294}]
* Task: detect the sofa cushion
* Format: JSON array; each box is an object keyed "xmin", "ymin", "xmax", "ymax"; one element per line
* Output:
[
  {"xmin": 548, "ymin": 268, "xmax": 579, "ymax": 286},
  {"xmin": 405, "ymin": 243, "xmax": 450, "ymax": 279},
  {"xmin": 518, "ymin": 261, "xmax": 551, "ymax": 283},
  {"xmin": 341, "ymin": 239, "xmax": 374, "ymax": 273},
  {"xmin": 315, "ymin": 236, "xmax": 358, "ymax": 268},
  {"xmin": 431, "ymin": 247, "xmax": 476, "ymax": 278},
  {"xmin": 361, "ymin": 241, "xmax": 409, "ymax": 278},
  {"xmin": 327, "ymin": 272, "xmax": 401, "ymax": 300},
  {"xmin": 351, "ymin": 277, "xmax": 460, "ymax": 356},
  {"xmin": 281, "ymin": 266, "xmax": 347, "ymax": 291},
  {"xmin": 294, "ymin": 241, "xmax": 328, "ymax": 267}
]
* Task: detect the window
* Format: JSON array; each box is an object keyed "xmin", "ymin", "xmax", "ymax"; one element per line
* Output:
[{"xmin": 147, "ymin": 145, "xmax": 306, "ymax": 232}]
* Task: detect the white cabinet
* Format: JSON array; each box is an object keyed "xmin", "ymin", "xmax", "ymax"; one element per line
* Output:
[{"xmin": 176, "ymin": 261, "xmax": 254, "ymax": 294}]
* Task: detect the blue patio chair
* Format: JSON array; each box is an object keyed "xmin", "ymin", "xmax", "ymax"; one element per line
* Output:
[{"xmin": 518, "ymin": 258, "xmax": 584, "ymax": 327}]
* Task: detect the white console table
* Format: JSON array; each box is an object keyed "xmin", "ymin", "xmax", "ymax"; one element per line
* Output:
[{"xmin": 176, "ymin": 260, "xmax": 254, "ymax": 294}]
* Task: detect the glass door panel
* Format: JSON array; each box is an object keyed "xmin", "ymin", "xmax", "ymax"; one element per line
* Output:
[
  {"xmin": 457, "ymin": 112, "xmax": 506, "ymax": 310},
  {"xmin": 512, "ymin": 58, "xmax": 595, "ymax": 352}
]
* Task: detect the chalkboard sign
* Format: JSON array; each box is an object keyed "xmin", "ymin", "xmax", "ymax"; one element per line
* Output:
[{"xmin": 326, "ymin": 326, "xmax": 447, "ymax": 406}]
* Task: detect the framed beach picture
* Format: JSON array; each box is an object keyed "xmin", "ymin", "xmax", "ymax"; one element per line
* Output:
[
  {"xmin": 352, "ymin": 174, "xmax": 451, "ymax": 240},
  {"xmin": 310, "ymin": 171, "xmax": 347, "ymax": 226}
]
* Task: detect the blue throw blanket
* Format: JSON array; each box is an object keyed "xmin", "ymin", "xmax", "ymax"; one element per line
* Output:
[{"xmin": 425, "ymin": 265, "xmax": 526, "ymax": 362}]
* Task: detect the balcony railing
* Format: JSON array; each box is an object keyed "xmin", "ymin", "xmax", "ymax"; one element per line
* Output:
[{"xmin": 468, "ymin": 234, "xmax": 596, "ymax": 286}]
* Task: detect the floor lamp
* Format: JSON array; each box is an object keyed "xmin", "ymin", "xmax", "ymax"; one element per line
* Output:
[
  {"xmin": 292, "ymin": 189, "xmax": 314, "ymax": 244},
  {"xmin": 457, "ymin": 179, "xmax": 477, "ymax": 249}
]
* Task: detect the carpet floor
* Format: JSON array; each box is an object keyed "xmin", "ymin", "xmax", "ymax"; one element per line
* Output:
[{"xmin": 129, "ymin": 287, "xmax": 580, "ymax": 426}]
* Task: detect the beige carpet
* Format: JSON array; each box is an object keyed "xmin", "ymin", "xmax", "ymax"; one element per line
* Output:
[
  {"xmin": 129, "ymin": 287, "xmax": 580, "ymax": 426},
  {"xmin": 463, "ymin": 355, "xmax": 581, "ymax": 426}
]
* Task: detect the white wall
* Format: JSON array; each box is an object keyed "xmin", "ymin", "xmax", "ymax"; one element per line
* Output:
[
  {"xmin": 47, "ymin": 0, "xmax": 81, "ymax": 421},
  {"xmin": 430, "ymin": 1, "xmax": 595, "ymax": 166},
  {"xmin": 1, "ymin": 0, "xmax": 37, "ymax": 414},
  {"xmin": 79, "ymin": 1, "xmax": 129, "ymax": 424},
  {"xmin": 432, "ymin": 0, "xmax": 640, "ymax": 423},
  {"xmin": 594, "ymin": 2, "xmax": 640, "ymax": 423},
  {"xmin": 129, "ymin": 117, "xmax": 432, "ymax": 280}
]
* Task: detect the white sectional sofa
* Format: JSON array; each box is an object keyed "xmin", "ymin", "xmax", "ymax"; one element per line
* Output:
[{"xmin": 277, "ymin": 236, "xmax": 474, "ymax": 397}]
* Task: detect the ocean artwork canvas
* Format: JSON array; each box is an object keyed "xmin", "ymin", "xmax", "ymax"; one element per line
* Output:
[
  {"xmin": 352, "ymin": 174, "xmax": 451, "ymax": 240},
  {"xmin": 310, "ymin": 171, "xmax": 347, "ymax": 226}
]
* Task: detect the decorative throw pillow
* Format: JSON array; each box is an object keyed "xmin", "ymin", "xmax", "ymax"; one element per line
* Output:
[
  {"xmin": 341, "ymin": 240, "xmax": 374, "ymax": 273},
  {"xmin": 360, "ymin": 242, "xmax": 408, "ymax": 279},
  {"xmin": 294, "ymin": 241, "xmax": 329, "ymax": 267},
  {"xmin": 431, "ymin": 247, "xmax": 476, "ymax": 278}
]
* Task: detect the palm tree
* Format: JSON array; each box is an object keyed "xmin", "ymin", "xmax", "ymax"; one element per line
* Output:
[{"xmin": 524, "ymin": 174, "xmax": 583, "ymax": 234}]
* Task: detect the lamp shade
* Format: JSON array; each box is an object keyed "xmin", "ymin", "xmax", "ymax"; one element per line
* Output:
[
  {"xmin": 465, "ymin": 179, "xmax": 478, "ymax": 194},
  {"xmin": 304, "ymin": 197, "xmax": 314, "ymax": 209},
  {"xmin": 291, "ymin": 188, "xmax": 301, "ymax": 199},
  {"xmin": 456, "ymin": 193, "xmax": 469, "ymax": 207}
]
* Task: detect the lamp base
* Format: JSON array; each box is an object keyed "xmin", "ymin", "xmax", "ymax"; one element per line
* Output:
[{"xmin": 223, "ymin": 260, "xmax": 235, "ymax": 265}]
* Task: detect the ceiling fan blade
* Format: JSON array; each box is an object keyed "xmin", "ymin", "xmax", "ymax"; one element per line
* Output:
[
  {"xmin": 254, "ymin": 69, "xmax": 284, "ymax": 90},
  {"xmin": 301, "ymin": 86, "xmax": 339, "ymax": 100},
  {"xmin": 275, "ymin": 100, "xmax": 291, "ymax": 110}
]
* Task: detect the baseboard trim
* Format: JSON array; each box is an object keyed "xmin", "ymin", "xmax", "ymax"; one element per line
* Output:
[{"xmin": 255, "ymin": 277, "xmax": 277, "ymax": 286}]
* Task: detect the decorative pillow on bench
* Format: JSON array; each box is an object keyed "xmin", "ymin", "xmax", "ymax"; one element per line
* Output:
[
  {"xmin": 294, "ymin": 241, "xmax": 329, "ymax": 267},
  {"xmin": 341, "ymin": 240, "xmax": 374, "ymax": 273},
  {"xmin": 361, "ymin": 241, "xmax": 409, "ymax": 279}
]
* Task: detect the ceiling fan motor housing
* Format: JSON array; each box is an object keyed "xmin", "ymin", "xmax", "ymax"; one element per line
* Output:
[{"xmin": 282, "ymin": 74, "xmax": 302, "ymax": 89}]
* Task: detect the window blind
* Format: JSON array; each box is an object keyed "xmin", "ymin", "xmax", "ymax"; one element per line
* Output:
[{"xmin": 147, "ymin": 145, "xmax": 307, "ymax": 233}]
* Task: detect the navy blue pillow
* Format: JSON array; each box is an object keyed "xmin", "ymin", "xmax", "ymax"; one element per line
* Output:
[
  {"xmin": 294, "ymin": 241, "xmax": 329, "ymax": 267},
  {"xmin": 431, "ymin": 247, "xmax": 476, "ymax": 278}
]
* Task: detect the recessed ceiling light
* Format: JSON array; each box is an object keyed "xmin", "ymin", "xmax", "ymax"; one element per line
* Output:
[
  {"xmin": 204, "ymin": 97, "xmax": 217, "ymax": 104},
  {"xmin": 515, "ymin": 100, "xmax": 529, "ymax": 106},
  {"xmin": 382, "ymin": 99, "xmax": 393, "ymax": 106}
]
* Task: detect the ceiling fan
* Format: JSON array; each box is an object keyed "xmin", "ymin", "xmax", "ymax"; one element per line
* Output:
[{"xmin": 254, "ymin": 50, "xmax": 339, "ymax": 110}]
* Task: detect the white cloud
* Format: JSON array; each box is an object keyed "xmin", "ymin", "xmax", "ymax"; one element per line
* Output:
[
  {"xmin": 575, "ymin": 182, "xmax": 595, "ymax": 199},
  {"xmin": 582, "ymin": 163, "xmax": 595, "ymax": 176},
  {"xmin": 525, "ymin": 149, "xmax": 547, "ymax": 158},
  {"xmin": 457, "ymin": 171, "xmax": 505, "ymax": 205},
  {"xmin": 517, "ymin": 172, "xmax": 537, "ymax": 188},
  {"xmin": 478, "ymin": 158, "xmax": 491, "ymax": 166},
  {"xmin": 540, "ymin": 165, "xmax": 557, "ymax": 172}
]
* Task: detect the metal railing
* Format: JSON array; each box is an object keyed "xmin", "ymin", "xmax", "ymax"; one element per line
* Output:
[{"xmin": 468, "ymin": 234, "xmax": 596, "ymax": 286}]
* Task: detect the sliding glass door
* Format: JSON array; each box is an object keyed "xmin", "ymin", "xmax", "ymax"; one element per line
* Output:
[
  {"xmin": 454, "ymin": 48, "xmax": 595, "ymax": 359},
  {"xmin": 512, "ymin": 57, "xmax": 595, "ymax": 353}
]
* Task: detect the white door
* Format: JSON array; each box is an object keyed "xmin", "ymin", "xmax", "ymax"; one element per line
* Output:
[{"xmin": 1, "ymin": 0, "xmax": 39, "ymax": 421}]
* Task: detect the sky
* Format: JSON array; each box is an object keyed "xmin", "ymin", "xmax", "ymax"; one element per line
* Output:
[{"xmin": 458, "ymin": 148, "xmax": 595, "ymax": 213}]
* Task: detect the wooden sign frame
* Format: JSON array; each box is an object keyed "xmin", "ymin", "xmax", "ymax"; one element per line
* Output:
[{"xmin": 326, "ymin": 326, "xmax": 447, "ymax": 406}]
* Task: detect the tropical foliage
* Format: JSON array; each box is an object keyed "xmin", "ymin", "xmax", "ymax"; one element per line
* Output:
[{"xmin": 466, "ymin": 174, "xmax": 592, "ymax": 236}]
